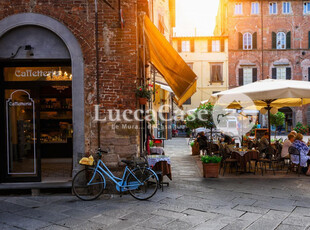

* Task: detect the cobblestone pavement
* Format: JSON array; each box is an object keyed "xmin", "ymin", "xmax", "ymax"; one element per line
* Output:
[{"xmin": 1, "ymin": 138, "xmax": 310, "ymax": 230}]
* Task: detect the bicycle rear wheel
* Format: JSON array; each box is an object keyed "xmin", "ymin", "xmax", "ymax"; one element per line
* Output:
[
  {"xmin": 126, "ymin": 168, "xmax": 158, "ymax": 200},
  {"xmin": 72, "ymin": 168, "xmax": 104, "ymax": 201}
]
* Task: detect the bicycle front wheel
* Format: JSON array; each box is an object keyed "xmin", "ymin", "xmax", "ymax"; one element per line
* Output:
[
  {"xmin": 126, "ymin": 168, "xmax": 158, "ymax": 200},
  {"xmin": 72, "ymin": 168, "xmax": 104, "ymax": 201}
]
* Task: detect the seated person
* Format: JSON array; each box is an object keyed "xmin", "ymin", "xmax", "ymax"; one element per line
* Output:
[
  {"xmin": 243, "ymin": 132, "xmax": 253, "ymax": 142},
  {"xmin": 196, "ymin": 132, "xmax": 208, "ymax": 151},
  {"xmin": 258, "ymin": 132, "xmax": 269, "ymax": 154},
  {"xmin": 220, "ymin": 132, "xmax": 233, "ymax": 144},
  {"xmin": 292, "ymin": 133, "xmax": 310, "ymax": 175},
  {"xmin": 281, "ymin": 133, "xmax": 295, "ymax": 158}
]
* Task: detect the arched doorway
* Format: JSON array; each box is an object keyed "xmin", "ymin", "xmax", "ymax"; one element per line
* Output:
[
  {"xmin": 0, "ymin": 14, "xmax": 84, "ymax": 183},
  {"xmin": 279, "ymin": 107, "xmax": 293, "ymax": 133}
]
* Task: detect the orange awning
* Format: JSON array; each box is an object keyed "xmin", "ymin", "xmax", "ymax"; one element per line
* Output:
[{"xmin": 143, "ymin": 15, "xmax": 197, "ymax": 106}]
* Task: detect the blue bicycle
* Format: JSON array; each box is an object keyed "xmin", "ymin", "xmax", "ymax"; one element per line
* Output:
[{"xmin": 72, "ymin": 148, "xmax": 159, "ymax": 201}]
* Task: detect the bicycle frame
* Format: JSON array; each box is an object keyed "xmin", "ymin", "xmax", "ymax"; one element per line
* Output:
[{"xmin": 87, "ymin": 160, "xmax": 155, "ymax": 192}]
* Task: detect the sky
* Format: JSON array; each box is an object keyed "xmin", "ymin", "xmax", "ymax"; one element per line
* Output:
[{"xmin": 174, "ymin": 0, "xmax": 220, "ymax": 37}]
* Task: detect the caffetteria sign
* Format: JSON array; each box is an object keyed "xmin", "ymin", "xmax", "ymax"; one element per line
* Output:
[{"xmin": 4, "ymin": 67, "xmax": 72, "ymax": 81}]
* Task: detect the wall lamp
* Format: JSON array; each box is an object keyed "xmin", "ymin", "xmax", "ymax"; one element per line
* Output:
[{"xmin": 10, "ymin": 45, "xmax": 34, "ymax": 58}]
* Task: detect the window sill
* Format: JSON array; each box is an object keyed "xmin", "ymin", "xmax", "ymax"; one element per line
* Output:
[{"xmin": 210, "ymin": 81, "xmax": 224, "ymax": 85}]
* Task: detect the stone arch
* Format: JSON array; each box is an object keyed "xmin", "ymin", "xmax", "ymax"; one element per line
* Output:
[{"xmin": 0, "ymin": 13, "xmax": 85, "ymax": 173}]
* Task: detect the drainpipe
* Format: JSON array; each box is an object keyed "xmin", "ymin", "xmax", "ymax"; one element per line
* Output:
[{"xmin": 95, "ymin": 0, "xmax": 101, "ymax": 149}]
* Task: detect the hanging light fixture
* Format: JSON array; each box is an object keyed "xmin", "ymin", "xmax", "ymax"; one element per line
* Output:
[
  {"xmin": 270, "ymin": 107, "xmax": 278, "ymax": 115},
  {"xmin": 260, "ymin": 108, "xmax": 267, "ymax": 114}
]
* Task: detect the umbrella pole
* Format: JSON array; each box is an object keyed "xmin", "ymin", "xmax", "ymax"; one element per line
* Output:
[{"xmin": 267, "ymin": 103, "xmax": 271, "ymax": 145}]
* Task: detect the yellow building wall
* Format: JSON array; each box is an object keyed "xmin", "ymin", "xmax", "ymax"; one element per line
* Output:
[{"xmin": 172, "ymin": 38, "xmax": 229, "ymax": 111}]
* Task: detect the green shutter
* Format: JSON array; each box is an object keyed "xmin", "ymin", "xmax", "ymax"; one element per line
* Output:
[
  {"xmin": 253, "ymin": 32, "xmax": 257, "ymax": 49},
  {"xmin": 239, "ymin": 68, "xmax": 243, "ymax": 85},
  {"xmin": 238, "ymin": 32, "xmax": 243, "ymax": 49},
  {"xmin": 286, "ymin": 31, "xmax": 291, "ymax": 49},
  {"xmin": 272, "ymin": 32, "xmax": 276, "ymax": 49},
  {"xmin": 308, "ymin": 31, "xmax": 310, "ymax": 49},
  {"xmin": 190, "ymin": 40, "xmax": 195, "ymax": 52}
]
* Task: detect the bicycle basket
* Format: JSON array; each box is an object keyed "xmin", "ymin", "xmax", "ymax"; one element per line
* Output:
[{"xmin": 79, "ymin": 155, "xmax": 94, "ymax": 166}]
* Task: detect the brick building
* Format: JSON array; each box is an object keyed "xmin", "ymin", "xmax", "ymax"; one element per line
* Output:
[
  {"xmin": 215, "ymin": 0, "xmax": 310, "ymax": 130},
  {"xmin": 0, "ymin": 0, "xmax": 195, "ymax": 188},
  {"xmin": 0, "ymin": 0, "xmax": 148, "ymax": 185}
]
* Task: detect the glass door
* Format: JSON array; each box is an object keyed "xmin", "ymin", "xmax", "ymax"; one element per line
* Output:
[{"xmin": 4, "ymin": 89, "xmax": 40, "ymax": 182}]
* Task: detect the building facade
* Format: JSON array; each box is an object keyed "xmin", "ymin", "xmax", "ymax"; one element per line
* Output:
[
  {"xmin": 172, "ymin": 36, "xmax": 229, "ymax": 111},
  {"xmin": 215, "ymin": 0, "xmax": 310, "ymax": 129},
  {"xmin": 0, "ymin": 0, "xmax": 148, "ymax": 185}
]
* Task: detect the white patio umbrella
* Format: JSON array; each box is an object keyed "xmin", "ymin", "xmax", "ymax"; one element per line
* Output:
[{"xmin": 208, "ymin": 79, "xmax": 310, "ymax": 143}]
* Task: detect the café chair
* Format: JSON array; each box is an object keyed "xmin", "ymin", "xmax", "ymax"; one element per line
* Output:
[{"xmin": 286, "ymin": 146, "xmax": 301, "ymax": 176}]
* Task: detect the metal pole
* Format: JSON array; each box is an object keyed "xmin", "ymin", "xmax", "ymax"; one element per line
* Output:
[
  {"xmin": 267, "ymin": 104, "xmax": 271, "ymax": 145},
  {"xmin": 95, "ymin": 0, "xmax": 101, "ymax": 148}
]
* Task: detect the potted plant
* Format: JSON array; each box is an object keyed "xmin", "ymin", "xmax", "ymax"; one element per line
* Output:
[
  {"xmin": 191, "ymin": 140, "xmax": 200, "ymax": 156},
  {"xmin": 201, "ymin": 155, "xmax": 222, "ymax": 178},
  {"xmin": 136, "ymin": 84, "xmax": 152, "ymax": 105}
]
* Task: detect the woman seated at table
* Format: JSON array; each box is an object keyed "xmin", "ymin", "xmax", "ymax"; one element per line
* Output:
[
  {"xmin": 292, "ymin": 133, "xmax": 310, "ymax": 175},
  {"xmin": 258, "ymin": 132, "xmax": 269, "ymax": 154},
  {"xmin": 196, "ymin": 132, "xmax": 208, "ymax": 152},
  {"xmin": 281, "ymin": 133, "xmax": 295, "ymax": 158}
]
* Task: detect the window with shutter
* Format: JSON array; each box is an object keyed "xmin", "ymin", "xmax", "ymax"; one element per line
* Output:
[
  {"xmin": 286, "ymin": 67, "xmax": 291, "ymax": 79},
  {"xmin": 243, "ymin": 68, "xmax": 253, "ymax": 85},
  {"xmin": 243, "ymin": 33, "xmax": 252, "ymax": 50},
  {"xmin": 272, "ymin": 32, "xmax": 277, "ymax": 49},
  {"xmin": 210, "ymin": 64, "xmax": 223, "ymax": 83},
  {"xmin": 252, "ymin": 68, "xmax": 257, "ymax": 82},
  {"xmin": 277, "ymin": 32, "xmax": 286, "ymax": 49},
  {"xmin": 276, "ymin": 67, "xmax": 286, "ymax": 79},
  {"xmin": 286, "ymin": 31, "xmax": 291, "ymax": 49},
  {"xmin": 239, "ymin": 68, "xmax": 244, "ymax": 86},
  {"xmin": 181, "ymin": 40, "xmax": 190, "ymax": 52}
]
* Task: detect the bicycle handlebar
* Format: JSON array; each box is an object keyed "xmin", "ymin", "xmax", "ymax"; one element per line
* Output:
[{"xmin": 97, "ymin": 148, "xmax": 108, "ymax": 157}]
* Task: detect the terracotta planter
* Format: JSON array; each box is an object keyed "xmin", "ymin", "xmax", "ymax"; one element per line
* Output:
[
  {"xmin": 202, "ymin": 163, "xmax": 220, "ymax": 178},
  {"xmin": 191, "ymin": 142, "xmax": 200, "ymax": 156},
  {"xmin": 139, "ymin": 97, "xmax": 148, "ymax": 105}
]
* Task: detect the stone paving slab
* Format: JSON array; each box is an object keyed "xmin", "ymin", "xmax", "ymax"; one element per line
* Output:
[{"xmin": 1, "ymin": 138, "xmax": 310, "ymax": 229}]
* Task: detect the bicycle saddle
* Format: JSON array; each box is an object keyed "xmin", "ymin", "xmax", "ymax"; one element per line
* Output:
[{"xmin": 121, "ymin": 160, "xmax": 134, "ymax": 165}]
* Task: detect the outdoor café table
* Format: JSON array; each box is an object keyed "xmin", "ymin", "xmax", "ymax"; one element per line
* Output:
[
  {"xmin": 150, "ymin": 147, "xmax": 165, "ymax": 155},
  {"xmin": 231, "ymin": 150, "xmax": 259, "ymax": 173},
  {"xmin": 147, "ymin": 155, "xmax": 172, "ymax": 180}
]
